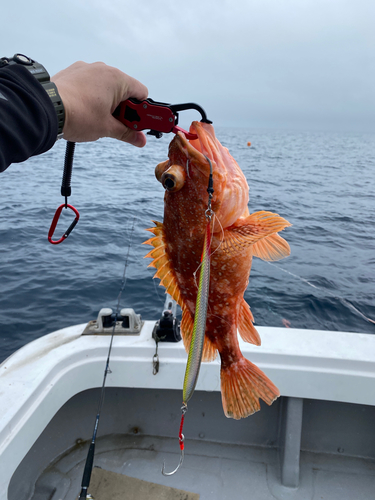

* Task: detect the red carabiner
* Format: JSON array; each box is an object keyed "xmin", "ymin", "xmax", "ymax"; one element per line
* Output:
[{"xmin": 48, "ymin": 204, "xmax": 80, "ymax": 245}]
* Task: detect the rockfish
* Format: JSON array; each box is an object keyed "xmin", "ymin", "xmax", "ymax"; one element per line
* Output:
[{"xmin": 144, "ymin": 122, "xmax": 291, "ymax": 419}]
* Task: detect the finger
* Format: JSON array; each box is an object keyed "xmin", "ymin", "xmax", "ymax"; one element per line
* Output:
[
  {"xmin": 107, "ymin": 117, "xmax": 147, "ymax": 147},
  {"xmin": 122, "ymin": 130, "xmax": 147, "ymax": 148},
  {"xmin": 122, "ymin": 74, "xmax": 148, "ymax": 102}
]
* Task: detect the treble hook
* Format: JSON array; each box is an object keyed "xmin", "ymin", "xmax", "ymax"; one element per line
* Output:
[{"xmin": 161, "ymin": 435, "xmax": 185, "ymax": 476}]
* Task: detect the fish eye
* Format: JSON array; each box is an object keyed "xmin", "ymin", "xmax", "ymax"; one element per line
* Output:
[
  {"xmin": 164, "ymin": 178, "xmax": 175, "ymax": 190},
  {"xmin": 161, "ymin": 164, "xmax": 186, "ymax": 192},
  {"xmin": 155, "ymin": 160, "xmax": 169, "ymax": 183}
]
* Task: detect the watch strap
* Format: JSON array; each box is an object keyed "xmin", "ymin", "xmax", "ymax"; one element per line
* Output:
[
  {"xmin": 1, "ymin": 54, "xmax": 65, "ymax": 138},
  {"xmin": 43, "ymin": 81, "xmax": 65, "ymax": 136}
]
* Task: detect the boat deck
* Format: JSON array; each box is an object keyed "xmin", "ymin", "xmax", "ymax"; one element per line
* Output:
[
  {"xmin": 8, "ymin": 387, "xmax": 375, "ymax": 500},
  {"xmin": 30, "ymin": 434, "xmax": 375, "ymax": 500}
]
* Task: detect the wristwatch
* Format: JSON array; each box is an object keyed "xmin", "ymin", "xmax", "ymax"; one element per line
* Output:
[{"xmin": 0, "ymin": 53, "xmax": 65, "ymax": 139}]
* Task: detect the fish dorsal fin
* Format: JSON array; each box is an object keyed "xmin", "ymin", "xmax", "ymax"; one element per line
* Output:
[
  {"xmin": 251, "ymin": 233, "xmax": 290, "ymax": 261},
  {"xmin": 145, "ymin": 222, "xmax": 217, "ymax": 361},
  {"xmin": 238, "ymin": 300, "xmax": 261, "ymax": 346},
  {"xmin": 143, "ymin": 221, "xmax": 184, "ymax": 307},
  {"xmin": 221, "ymin": 211, "xmax": 291, "ymax": 256}
]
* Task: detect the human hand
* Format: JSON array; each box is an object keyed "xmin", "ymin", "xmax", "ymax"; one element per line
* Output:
[{"xmin": 52, "ymin": 61, "xmax": 148, "ymax": 147}]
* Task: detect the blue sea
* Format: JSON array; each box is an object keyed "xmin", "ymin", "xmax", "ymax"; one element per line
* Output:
[{"xmin": 0, "ymin": 128, "xmax": 374, "ymax": 362}]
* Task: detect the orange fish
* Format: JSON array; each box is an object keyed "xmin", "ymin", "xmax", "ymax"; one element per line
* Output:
[{"xmin": 144, "ymin": 122, "xmax": 291, "ymax": 419}]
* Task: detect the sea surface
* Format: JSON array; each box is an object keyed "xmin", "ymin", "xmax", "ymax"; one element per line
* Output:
[{"xmin": 0, "ymin": 128, "xmax": 374, "ymax": 362}]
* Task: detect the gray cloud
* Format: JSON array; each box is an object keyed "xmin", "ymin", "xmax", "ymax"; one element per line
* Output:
[{"xmin": 2, "ymin": 0, "xmax": 374, "ymax": 131}]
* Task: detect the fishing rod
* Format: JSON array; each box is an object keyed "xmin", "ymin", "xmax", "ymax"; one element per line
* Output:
[{"xmin": 78, "ymin": 217, "xmax": 136, "ymax": 500}]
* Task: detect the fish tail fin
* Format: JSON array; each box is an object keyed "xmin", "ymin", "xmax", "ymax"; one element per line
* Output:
[
  {"xmin": 181, "ymin": 308, "xmax": 217, "ymax": 362},
  {"xmin": 221, "ymin": 357, "xmax": 279, "ymax": 419},
  {"xmin": 238, "ymin": 300, "xmax": 261, "ymax": 346}
]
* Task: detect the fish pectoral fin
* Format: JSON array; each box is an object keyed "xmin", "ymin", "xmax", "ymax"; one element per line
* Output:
[
  {"xmin": 221, "ymin": 211, "xmax": 291, "ymax": 255},
  {"xmin": 251, "ymin": 233, "xmax": 291, "ymax": 261},
  {"xmin": 238, "ymin": 300, "xmax": 261, "ymax": 346},
  {"xmin": 221, "ymin": 357, "xmax": 280, "ymax": 419}
]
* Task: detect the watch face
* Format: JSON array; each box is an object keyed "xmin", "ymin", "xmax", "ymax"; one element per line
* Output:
[{"xmin": 14, "ymin": 54, "xmax": 33, "ymax": 65}]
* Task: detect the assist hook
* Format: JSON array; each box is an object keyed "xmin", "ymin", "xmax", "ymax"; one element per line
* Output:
[
  {"xmin": 161, "ymin": 403, "xmax": 187, "ymax": 476},
  {"xmin": 161, "ymin": 444, "xmax": 184, "ymax": 476}
]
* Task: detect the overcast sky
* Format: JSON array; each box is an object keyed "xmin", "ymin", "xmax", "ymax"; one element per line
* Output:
[{"xmin": 2, "ymin": 0, "xmax": 374, "ymax": 131}]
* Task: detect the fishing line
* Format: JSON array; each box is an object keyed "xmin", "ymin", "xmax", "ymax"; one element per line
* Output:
[
  {"xmin": 193, "ymin": 217, "xmax": 214, "ymax": 290},
  {"xmin": 78, "ymin": 216, "xmax": 137, "ymax": 500},
  {"xmin": 151, "ymin": 267, "xmax": 167, "ymax": 302},
  {"xmin": 265, "ymin": 261, "xmax": 375, "ymax": 325},
  {"xmin": 210, "ymin": 212, "xmax": 225, "ymax": 256},
  {"xmin": 192, "ymin": 159, "xmax": 220, "ymax": 288}
]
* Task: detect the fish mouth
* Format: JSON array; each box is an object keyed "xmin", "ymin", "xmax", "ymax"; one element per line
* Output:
[
  {"xmin": 179, "ymin": 121, "xmax": 215, "ymax": 154},
  {"xmin": 175, "ymin": 121, "xmax": 217, "ymax": 177}
]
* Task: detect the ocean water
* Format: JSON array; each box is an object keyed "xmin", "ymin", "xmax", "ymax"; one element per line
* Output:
[{"xmin": 0, "ymin": 128, "xmax": 374, "ymax": 362}]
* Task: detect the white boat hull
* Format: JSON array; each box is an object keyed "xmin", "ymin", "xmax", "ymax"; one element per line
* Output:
[{"xmin": 1, "ymin": 318, "xmax": 375, "ymax": 499}]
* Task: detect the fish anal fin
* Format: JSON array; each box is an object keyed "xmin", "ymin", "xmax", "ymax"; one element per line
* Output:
[
  {"xmin": 252, "ymin": 233, "xmax": 291, "ymax": 261},
  {"xmin": 238, "ymin": 300, "xmax": 261, "ymax": 346},
  {"xmin": 221, "ymin": 357, "xmax": 280, "ymax": 419},
  {"xmin": 222, "ymin": 211, "xmax": 291, "ymax": 255},
  {"xmin": 181, "ymin": 308, "xmax": 194, "ymax": 352},
  {"xmin": 181, "ymin": 308, "xmax": 218, "ymax": 361},
  {"xmin": 202, "ymin": 336, "xmax": 218, "ymax": 362}
]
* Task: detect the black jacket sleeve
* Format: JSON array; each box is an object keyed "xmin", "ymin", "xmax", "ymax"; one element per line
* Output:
[{"xmin": 0, "ymin": 64, "xmax": 58, "ymax": 172}]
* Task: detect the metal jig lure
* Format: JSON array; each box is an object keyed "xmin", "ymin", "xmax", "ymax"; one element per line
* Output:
[{"xmin": 162, "ymin": 156, "xmax": 214, "ymax": 476}]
